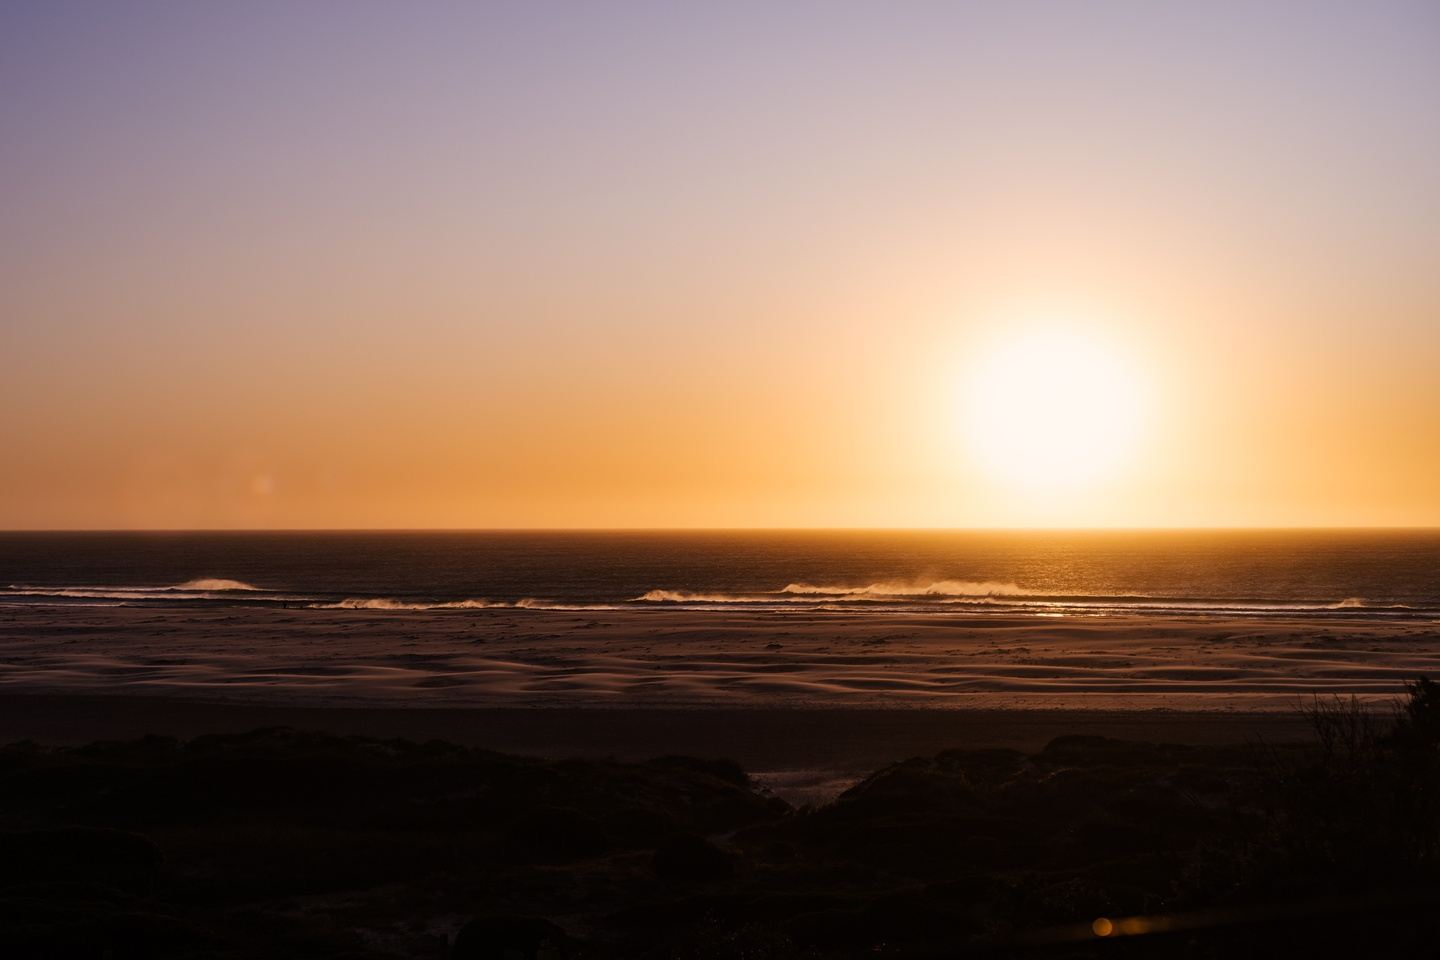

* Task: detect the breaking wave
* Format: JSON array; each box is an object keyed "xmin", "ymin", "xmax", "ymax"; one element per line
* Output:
[
  {"xmin": 176, "ymin": 578, "xmax": 259, "ymax": 591},
  {"xmin": 308, "ymin": 597, "xmax": 621, "ymax": 611},
  {"xmin": 0, "ymin": 580, "xmax": 1428, "ymax": 620},
  {"xmin": 1, "ymin": 579, "xmax": 266, "ymax": 601},
  {"xmin": 780, "ymin": 579, "xmax": 1025, "ymax": 598},
  {"xmin": 623, "ymin": 583, "xmax": 1434, "ymax": 620},
  {"xmin": 309, "ymin": 597, "xmax": 508, "ymax": 611},
  {"xmin": 634, "ymin": 580, "xmax": 1026, "ymax": 603},
  {"xmin": 634, "ymin": 589, "xmax": 767, "ymax": 603},
  {"xmin": 1328, "ymin": 597, "xmax": 1413, "ymax": 610}
]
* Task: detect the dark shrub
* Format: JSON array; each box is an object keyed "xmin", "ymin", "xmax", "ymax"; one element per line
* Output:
[
  {"xmin": 646, "ymin": 755, "xmax": 750, "ymax": 788},
  {"xmin": 0, "ymin": 828, "xmax": 162, "ymax": 894},
  {"xmin": 451, "ymin": 915, "xmax": 572, "ymax": 960},
  {"xmin": 653, "ymin": 834, "xmax": 734, "ymax": 883}
]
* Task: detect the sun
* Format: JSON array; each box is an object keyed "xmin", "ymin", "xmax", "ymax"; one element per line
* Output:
[{"xmin": 961, "ymin": 325, "xmax": 1147, "ymax": 489}]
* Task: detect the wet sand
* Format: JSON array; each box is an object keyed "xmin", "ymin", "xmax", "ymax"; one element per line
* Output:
[
  {"xmin": 3, "ymin": 604, "xmax": 1423, "ymax": 799},
  {"xmin": 0, "ymin": 604, "xmax": 1433, "ymax": 710}
]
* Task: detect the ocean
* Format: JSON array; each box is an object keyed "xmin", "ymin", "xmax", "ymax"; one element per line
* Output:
[{"xmin": 1, "ymin": 529, "xmax": 1437, "ymax": 620}]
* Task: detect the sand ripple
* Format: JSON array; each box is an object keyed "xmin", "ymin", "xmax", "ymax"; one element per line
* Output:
[{"xmin": 0, "ymin": 606, "xmax": 1436, "ymax": 709}]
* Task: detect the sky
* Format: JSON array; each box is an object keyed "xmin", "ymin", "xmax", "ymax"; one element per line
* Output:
[{"xmin": 2, "ymin": 0, "xmax": 1438, "ymax": 529}]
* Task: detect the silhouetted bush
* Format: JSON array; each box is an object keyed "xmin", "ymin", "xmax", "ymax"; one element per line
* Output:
[
  {"xmin": 0, "ymin": 827, "xmax": 162, "ymax": 893},
  {"xmin": 6, "ymin": 692, "xmax": 1440, "ymax": 958},
  {"xmin": 652, "ymin": 834, "xmax": 734, "ymax": 883},
  {"xmin": 1187, "ymin": 677, "xmax": 1440, "ymax": 905},
  {"xmin": 451, "ymin": 915, "xmax": 573, "ymax": 960},
  {"xmin": 1390, "ymin": 676, "xmax": 1440, "ymax": 750}
]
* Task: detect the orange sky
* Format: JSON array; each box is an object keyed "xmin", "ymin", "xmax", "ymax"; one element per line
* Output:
[{"xmin": 3, "ymin": 2, "xmax": 1438, "ymax": 529}]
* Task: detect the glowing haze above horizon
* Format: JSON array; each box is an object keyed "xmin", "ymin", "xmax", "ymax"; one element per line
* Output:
[{"xmin": 3, "ymin": 1, "xmax": 1438, "ymax": 530}]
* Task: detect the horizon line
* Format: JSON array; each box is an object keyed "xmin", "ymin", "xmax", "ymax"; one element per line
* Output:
[{"xmin": 3, "ymin": 525, "xmax": 1440, "ymax": 535}]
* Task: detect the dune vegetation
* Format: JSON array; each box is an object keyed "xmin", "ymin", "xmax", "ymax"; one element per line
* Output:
[{"xmin": 3, "ymin": 683, "xmax": 1439, "ymax": 957}]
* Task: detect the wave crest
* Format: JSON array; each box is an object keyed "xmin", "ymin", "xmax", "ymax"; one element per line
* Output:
[
  {"xmin": 310, "ymin": 597, "xmax": 507, "ymax": 610},
  {"xmin": 310, "ymin": 596, "xmax": 624, "ymax": 611},
  {"xmin": 780, "ymin": 579, "xmax": 1024, "ymax": 598},
  {"xmin": 1328, "ymin": 597, "xmax": 1413, "ymax": 610},
  {"xmin": 177, "ymin": 578, "xmax": 259, "ymax": 592},
  {"xmin": 634, "ymin": 589, "xmax": 756, "ymax": 603},
  {"xmin": 634, "ymin": 580, "xmax": 1027, "ymax": 603}
]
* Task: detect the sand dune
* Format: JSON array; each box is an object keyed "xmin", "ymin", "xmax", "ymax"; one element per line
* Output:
[{"xmin": 0, "ymin": 605, "xmax": 1435, "ymax": 710}]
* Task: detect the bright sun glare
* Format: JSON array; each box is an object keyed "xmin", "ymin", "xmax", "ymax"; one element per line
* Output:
[{"xmin": 962, "ymin": 326, "xmax": 1146, "ymax": 489}]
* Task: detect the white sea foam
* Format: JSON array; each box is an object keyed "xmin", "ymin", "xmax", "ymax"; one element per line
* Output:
[
  {"xmin": 634, "ymin": 589, "xmax": 768, "ymax": 603},
  {"xmin": 634, "ymin": 580, "xmax": 1027, "ymax": 603},
  {"xmin": 0, "ymin": 579, "xmax": 1425, "ymax": 620},
  {"xmin": 309, "ymin": 597, "xmax": 509, "ymax": 610},
  {"xmin": 176, "ymin": 578, "xmax": 259, "ymax": 591},
  {"xmin": 1327, "ymin": 597, "xmax": 1413, "ymax": 610},
  {"xmin": 779, "ymin": 579, "xmax": 1026, "ymax": 598},
  {"xmin": 305, "ymin": 597, "xmax": 623, "ymax": 611},
  {"xmin": 513, "ymin": 598, "xmax": 623, "ymax": 610},
  {"xmin": 2, "ymin": 581, "xmax": 264, "ymax": 600}
]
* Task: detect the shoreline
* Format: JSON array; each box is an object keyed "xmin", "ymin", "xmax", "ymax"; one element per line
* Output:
[
  {"xmin": 0, "ymin": 602, "xmax": 1417, "ymax": 799},
  {"xmin": 1, "ymin": 604, "xmax": 1434, "ymax": 710}
]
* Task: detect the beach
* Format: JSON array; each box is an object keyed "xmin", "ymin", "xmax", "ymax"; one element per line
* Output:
[
  {"xmin": 2, "ymin": 540, "xmax": 1436, "ymax": 950},
  {"xmin": 4, "ymin": 603, "xmax": 1425, "ymax": 802},
  {"xmin": 3, "ymin": 604, "xmax": 1430, "ymax": 709}
]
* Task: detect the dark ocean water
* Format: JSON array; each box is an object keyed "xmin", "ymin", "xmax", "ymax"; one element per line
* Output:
[{"xmin": 1, "ymin": 530, "xmax": 1437, "ymax": 620}]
